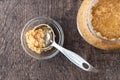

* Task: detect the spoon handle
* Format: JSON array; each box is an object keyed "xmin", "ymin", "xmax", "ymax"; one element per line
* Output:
[{"xmin": 52, "ymin": 42, "xmax": 98, "ymax": 72}]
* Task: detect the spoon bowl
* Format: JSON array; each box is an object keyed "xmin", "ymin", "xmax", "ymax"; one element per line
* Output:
[{"xmin": 34, "ymin": 24, "xmax": 55, "ymax": 50}]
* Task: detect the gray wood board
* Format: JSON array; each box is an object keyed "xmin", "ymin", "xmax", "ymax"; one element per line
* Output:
[{"xmin": 0, "ymin": 0, "xmax": 120, "ymax": 80}]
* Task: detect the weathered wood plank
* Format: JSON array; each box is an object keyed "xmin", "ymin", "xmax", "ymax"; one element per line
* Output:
[{"xmin": 0, "ymin": 0, "xmax": 120, "ymax": 80}]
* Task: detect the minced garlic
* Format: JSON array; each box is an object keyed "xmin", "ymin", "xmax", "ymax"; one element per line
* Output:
[
  {"xmin": 26, "ymin": 28, "xmax": 45, "ymax": 54},
  {"xmin": 91, "ymin": 0, "xmax": 120, "ymax": 40}
]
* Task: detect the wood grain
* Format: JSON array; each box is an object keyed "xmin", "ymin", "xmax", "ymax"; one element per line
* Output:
[{"xmin": 0, "ymin": 0, "xmax": 120, "ymax": 80}]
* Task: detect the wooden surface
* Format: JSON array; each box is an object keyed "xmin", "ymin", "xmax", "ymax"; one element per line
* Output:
[{"xmin": 1, "ymin": 0, "xmax": 120, "ymax": 80}]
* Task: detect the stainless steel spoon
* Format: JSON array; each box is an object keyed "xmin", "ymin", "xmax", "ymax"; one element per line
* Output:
[{"xmin": 34, "ymin": 24, "xmax": 98, "ymax": 72}]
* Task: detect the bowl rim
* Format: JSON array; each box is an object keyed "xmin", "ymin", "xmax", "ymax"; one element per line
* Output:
[{"xmin": 21, "ymin": 16, "xmax": 64, "ymax": 60}]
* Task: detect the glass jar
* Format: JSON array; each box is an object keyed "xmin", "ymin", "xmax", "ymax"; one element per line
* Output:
[
  {"xmin": 77, "ymin": 0, "xmax": 120, "ymax": 50},
  {"xmin": 21, "ymin": 17, "xmax": 64, "ymax": 60}
]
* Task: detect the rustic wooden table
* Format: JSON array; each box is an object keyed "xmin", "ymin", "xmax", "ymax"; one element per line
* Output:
[{"xmin": 1, "ymin": 0, "xmax": 120, "ymax": 80}]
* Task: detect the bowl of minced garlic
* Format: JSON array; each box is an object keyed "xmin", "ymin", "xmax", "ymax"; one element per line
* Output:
[
  {"xmin": 90, "ymin": 0, "xmax": 120, "ymax": 40},
  {"xmin": 21, "ymin": 17, "xmax": 64, "ymax": 60},
  {"xmin": 77, "ymin": 0, "xmax": 120, "ymax": 50}
]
